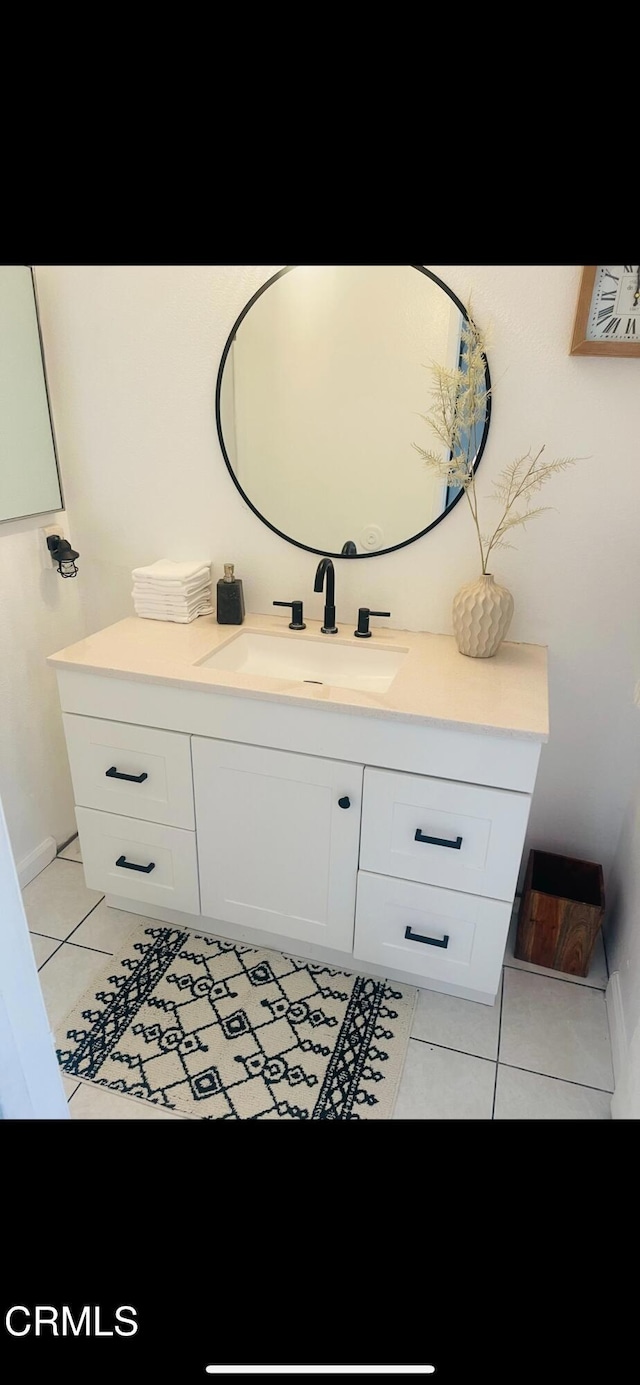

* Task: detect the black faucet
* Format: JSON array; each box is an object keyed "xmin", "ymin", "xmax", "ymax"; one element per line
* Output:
[{"xmin": 314, "ymin": 558, "xmax": 338, "ymax": 634}]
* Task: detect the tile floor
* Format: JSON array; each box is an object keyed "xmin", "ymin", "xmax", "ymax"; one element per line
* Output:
[{"xmin": 29, "ymin": 839, "xmax": 613, "ymax": 1120}]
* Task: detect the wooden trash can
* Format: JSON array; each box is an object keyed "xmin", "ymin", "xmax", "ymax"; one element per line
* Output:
[{"xmin": 515, "ymin": 849, "xmax": 605, "ymax": 977}]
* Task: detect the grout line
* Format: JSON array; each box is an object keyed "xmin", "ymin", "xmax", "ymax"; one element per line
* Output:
[
  {"xmin": 33, "ymin": 898, "xmax": 109, "ymax": 971},
  {"xmin": 37, "ymin": 938, "xmax": 66, "ymax": 971},
  {"xmin": 37, "ymin": 936, "xmax": 115, "ymax": 966},
  {"xmin": 32, "ymin": 929, "xmax": 73, "ymax": 943},
  {"xmin": 56, "ymin": 854, "xmax": 83, "ymax": 864},
  {"xmin": 502, "ymin": 961, "xmax": 607, "ymax": 993},
  {"xmin": 411, "ymin": 1036, "xmax": 496, "ymax": 1065},
  {"xmin": 497, "ymin": 1061, "xmax": 614, "ymax": 1096},
  {"xmin": 60, "ymin": 938, "xmax": 115, "ymax": 958},
  {"xmin": 491, "ymin": 972, "xmax": 505, "ymax": 1118},
  {"xmin": 410, "ymin": 1018, "xmax": 613, "ymax": 1096},
  {"xmin": 63, "ymin": 896, "xmax": 106, "ymax": 943}
]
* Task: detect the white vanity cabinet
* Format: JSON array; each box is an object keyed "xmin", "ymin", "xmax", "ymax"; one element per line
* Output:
[
  {"xmin": 192, "ymin": 738, "xmax": 362, "ymax": 952},
  {"xmin": 50, "ymin": 616, "xmax": 548, "ymax": 1006}
]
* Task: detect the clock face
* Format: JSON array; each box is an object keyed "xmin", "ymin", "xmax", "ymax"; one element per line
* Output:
[{"xmin": 587, "ymin": 265, "xmax": 640, "ymax": 342}]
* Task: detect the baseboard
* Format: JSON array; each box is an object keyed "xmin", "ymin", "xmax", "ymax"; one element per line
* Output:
[
  {"xmin": 606, "ymin": 971, "xmax": 628, "ymax": 1092},
  {"xmin": 16, "ymin": 836, "xmax": 56, "ymax": 889}
]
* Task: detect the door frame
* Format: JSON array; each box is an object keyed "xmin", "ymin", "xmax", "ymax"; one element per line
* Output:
[{"xmin": 0, "ymin": 789, "xmax": 69, "ymax": 1119}]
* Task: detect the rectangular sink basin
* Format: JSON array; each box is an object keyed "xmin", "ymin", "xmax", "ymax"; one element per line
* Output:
[{"xmin": 197, "ymin": 632, "xmax": 407, "ymax": 694}]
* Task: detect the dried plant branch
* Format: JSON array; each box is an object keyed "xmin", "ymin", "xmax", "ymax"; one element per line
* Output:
[{"xmin": 414, "ymin": 313, "xmax": 577, "ymax": 574}]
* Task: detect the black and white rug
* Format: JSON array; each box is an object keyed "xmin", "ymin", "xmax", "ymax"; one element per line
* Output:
[{"xmin": 57, "ymin": 925, "xmax": 416, "ymax": 1120}]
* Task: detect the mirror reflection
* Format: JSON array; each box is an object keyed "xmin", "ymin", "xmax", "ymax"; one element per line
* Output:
[
  {"xmin": 217, "ymin": 265, "xmax": 490, "ymax": 557},
  {"xmin": 0, "ymin": 266, "xmax": 62, "ymax": 524}
]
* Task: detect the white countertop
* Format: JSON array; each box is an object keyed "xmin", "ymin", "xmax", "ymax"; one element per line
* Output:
[{"xmin": 47, "ymin": 612, "xmax": 549, "ymax": 741}]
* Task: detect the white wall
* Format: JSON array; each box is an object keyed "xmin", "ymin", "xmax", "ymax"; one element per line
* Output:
[
  {"xmin": 34, "ymin": 264, "xmax": 640, "ymax": 876},
  {"xmin": 607, "ymin": 763, "xmax": 640, "ymax": 1038},
  {"xmin": 605, "ymin": 752, "xmax": 640, "ymax": 1115},
  {"xmin": 0, "ymin": 521, "xmax": 84, "ymax": 866}
]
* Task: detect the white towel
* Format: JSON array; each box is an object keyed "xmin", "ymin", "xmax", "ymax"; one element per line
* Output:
[
  {"xmin": 136, "ymin": 605, "xmax": 212, "ymax": 624},
  {"xmin": 135, "ymin": 592, "xmax": 212, "ymax": 614},
  {"xmin": 132, "ymin": 559, "xmax": 210, "ymax": 584},
  {"xmin": 133, "ymin": 576, "xmax": 211, "ymax": 593},
  {"xmin": 132, "ymin": 578, "xmax": 211, "ymax": 600},
  {"xmin": 131, "ymin": 578, "xmax": 210, "ymax": 601},
  {"xmin": 133, "ymin": 570, "xmax": 210, "ymax": 585},
  {"xmin": 135, "ymin": 595, "xmax": 212, "ymax": 614},
  {"xmin": 132, "ymin": 587, "xmax": 211, "ymax": 608}
]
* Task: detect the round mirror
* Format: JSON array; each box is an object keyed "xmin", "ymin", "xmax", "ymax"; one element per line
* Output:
[{"xmin": 216, "ymin": 265, "xmax": 491, "ymax": 559}]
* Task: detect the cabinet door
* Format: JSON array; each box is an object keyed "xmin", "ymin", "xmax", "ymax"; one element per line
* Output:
[{"xmin": 192, "ymin": 738, "xmax": 363, "ymax": 951}]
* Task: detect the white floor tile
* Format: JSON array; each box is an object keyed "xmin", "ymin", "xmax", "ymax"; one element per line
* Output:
[
  {"xmin": 494, "ymin": 1065, "xmax": 611, "ymax": 1119},
  {"xmin": 58, "ymin": 835, "xmax": 82, "ymax": 862},
  {"xmin": 23, "ymin": 859, "xmax": 102, "ymax": 940},
  {"xmin": 68, "ymin": 1083, "xmax": 185, "ymax": 1120},
  {"xmin": 30, "ymin": 933, "xmax": 60, "ymax": 969},
  {"xmin": 500, "ymin": 968, "xmax": 614, "ymax": 1091},
  {"xmin": 40, "ymin": 942, "xmax": 112, "ymax": 1034},
  {"xmin": 411, "ymin": 973, "xmax": 502, "ymax": 1060},
  {"xmin": 393, "ymin": 1039, "xmax": 495, "ymax": 1119},
  {"xmin": 504, "ymin": 911, "xmax": 608, "ymax": 989},
  {"xmin": 69, "ymin": 899, "xmax": 149, "ymax": 954}
]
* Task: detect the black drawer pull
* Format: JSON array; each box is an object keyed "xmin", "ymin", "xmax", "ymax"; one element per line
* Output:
[
  {"xmin": 116, "ymin": 855, "xmax": 155, "ymax": 874},
  {"xmin": 338, "ymin": 796, "xmax": 351, "ymax": 809},
  {"xmin": 415, "ymin": 829, "xmax": 463, "ymax": 850},
  {"xmin": 106, "ymin": 766, "xmax": 148, "ymax": 784},
  {"xmin": 404, "ymin": 926, "xmax": 450, "ymax": 949}
]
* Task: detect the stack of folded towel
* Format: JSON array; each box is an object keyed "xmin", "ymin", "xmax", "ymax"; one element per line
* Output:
[{"xmin": 132, "ymin": 559, "xmax": 213, "ymax": 622}]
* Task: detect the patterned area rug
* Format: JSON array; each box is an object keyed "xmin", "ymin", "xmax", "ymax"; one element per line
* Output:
[{"xmin": 56, "ymin": 925, "xmax": 417, "ymax": 1120}]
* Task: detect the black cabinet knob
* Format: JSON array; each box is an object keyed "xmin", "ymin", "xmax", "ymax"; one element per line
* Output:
[{"xmin": 338, "ymin": 796, "xmax": 351, "ymax": 809}]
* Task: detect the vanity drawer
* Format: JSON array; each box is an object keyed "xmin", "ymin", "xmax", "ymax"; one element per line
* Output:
[
  {"xmin": 75, "ymin": 806, "xmax": 200, "ymax": 914},
  {"xmin": 354, "ymin": 871, "xmax": 511, "ymax": 995},
  {"xmin": 63, "ymin": 713, "xmax": 194, "ymax": 829},
  {"xmin": 360, "ymin": 767, "xmax": 530, "ymax": 901}
]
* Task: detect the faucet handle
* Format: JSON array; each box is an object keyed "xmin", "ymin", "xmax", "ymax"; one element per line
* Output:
[
  {"xmin": 354, "ymin": 608, "xmax": 391, "ymax": 639},
  {"xmin": 273, "ymin": 600, "xmax": 306, "ymax": 630}
]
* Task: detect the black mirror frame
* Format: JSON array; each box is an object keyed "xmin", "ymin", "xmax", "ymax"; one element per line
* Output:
[{"xmin": 215, "ymin": 265, "xmax": 492, "ymax": 560}]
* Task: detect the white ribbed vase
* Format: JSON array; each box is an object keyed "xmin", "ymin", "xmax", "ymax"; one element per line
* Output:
[{"xmin": 452, "ymin": 573, "xmax": 514, "ymax": 658}]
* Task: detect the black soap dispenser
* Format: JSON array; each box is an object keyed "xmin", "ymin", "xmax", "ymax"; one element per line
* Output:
[{"xmin": 217, "ymin": 563, "xmax": 245, "ymax": 625}]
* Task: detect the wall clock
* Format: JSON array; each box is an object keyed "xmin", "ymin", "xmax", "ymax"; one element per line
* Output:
[{"xmin": 570, "ymin": 265, "xmax": 640, "ymax": 357}]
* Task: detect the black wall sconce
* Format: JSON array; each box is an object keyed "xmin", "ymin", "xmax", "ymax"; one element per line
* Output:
[{"xmin": 47, "ymin": 534, "xmax": 79, "ymax": 578}]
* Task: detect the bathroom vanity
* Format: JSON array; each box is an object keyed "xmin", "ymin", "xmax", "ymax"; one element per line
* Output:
[{"xmin": 48, "ymin": 613, "xmax": 548, "ymax": 1005}]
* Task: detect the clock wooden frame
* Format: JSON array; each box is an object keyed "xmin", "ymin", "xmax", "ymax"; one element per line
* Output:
[{"xmin": 570, "ymin": 266, "xmax": 640, "ymax": 357}]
